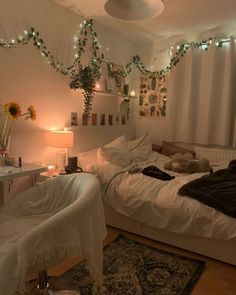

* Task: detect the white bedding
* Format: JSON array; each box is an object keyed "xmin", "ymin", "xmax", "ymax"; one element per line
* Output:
[{"xmin": 93, "ymin": 152, "xmax": 236, "ymax": 241}]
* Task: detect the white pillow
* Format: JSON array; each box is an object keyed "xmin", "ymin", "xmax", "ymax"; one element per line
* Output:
[
  {"xmin": 92, "ymin": 163, "xmax": 125, "ymax": 185},
  {"xmin": 127, "ymin": 133, "xmax": 152, "ymax": 162},
  {"xmin": 97, "ymin": 135, "xmax": 131, "ymax": 167},
  {"xmin": 78, "ymin": 148, "xmax": 98, "ymax": 172}
]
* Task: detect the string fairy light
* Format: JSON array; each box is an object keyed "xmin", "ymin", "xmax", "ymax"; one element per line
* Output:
[
  {"xmin": 0, "ymin": 19, "xmax": 233, "ymax": 79},
  {"xmin": 0, "ymin": 18, "xmax": 234, "ymax": 115}
]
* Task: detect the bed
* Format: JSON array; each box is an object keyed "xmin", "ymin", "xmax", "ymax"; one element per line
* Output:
[{"xmin": 77, "ymin": 134, "xmax": 236, "ymax": 266}]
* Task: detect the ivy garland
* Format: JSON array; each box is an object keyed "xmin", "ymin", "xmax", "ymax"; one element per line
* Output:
[
  {"xmin": 0, "ymin": 27, "xmax": 72, "ymax": 75},
  {"xmin": 69, "ymin": 19, "xmax": 104, "ymax": 116},
  {"xmin": 0, "ymin": 19, "xmax": 231, "ymax": 116}
]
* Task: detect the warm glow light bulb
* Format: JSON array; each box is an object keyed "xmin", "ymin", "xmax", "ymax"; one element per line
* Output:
[
  {"xmin": 130, "ymin": 90, "xmax": 136, "ymax": 97},
  {"xmin": 95, "ymin": 82, "xmax": 100, "ymax": 90}
]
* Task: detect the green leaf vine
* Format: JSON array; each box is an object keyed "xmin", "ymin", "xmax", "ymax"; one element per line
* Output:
[{"xmin": 0, "ymin": 19, "xmax": 231, "ymax": 116}]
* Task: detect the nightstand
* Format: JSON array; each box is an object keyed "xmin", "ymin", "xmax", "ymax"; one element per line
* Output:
[
  {"xmin": 0, "ymin": 163, "xmax": 47, "ymax": 206},
  {"xmin": 40, "ymin": 170, "xmax": 83, "ymax": 179}
]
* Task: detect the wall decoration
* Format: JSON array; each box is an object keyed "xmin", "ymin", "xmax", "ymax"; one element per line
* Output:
[
  {"xmin": 71, "ymin": 112, "xmax": 78, "ymax": 126},
  {"xmin": 100, "ymin": 114, "xmax": 105, "ymax": 125},
  {"xmin": 68, "ymin": 113, "xmax": 128, "ymax": 127},
  {"xmin": 106, "ymin": 77, "xmax": 121, "ymax": 95},
  {"xmin": 108, "ymin": 114, "xmax": 113, "ymax": 125},
  {"xmin": 107, "ymin": 63, "xmax": 124, "ymax": 95},
  {"xmin": 139, "ymin": 76, "xmax": 167, "ymax": 117},
  {"xmin": 91, "ymin": 113, "xmax": 97, "ymax": 126},
  {"xmin": 115, "ymin": 114, "xmax": 120, "ymax": 125},
  {"xmin": 1, "ymin": 18, "xmax": 231, "ymax": 117},
  {"xmin": 82, "ymin": 114, "xmax": 89, "ymax": 126},
  {"xmin": 121, "ymin": 114, "xmax": 126, "ymax": 125}
]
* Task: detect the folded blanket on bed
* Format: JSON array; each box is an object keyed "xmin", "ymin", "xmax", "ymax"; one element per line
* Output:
[{"xmin": 179, "ymin": 167, "xmax": 236, "ymax": 218}]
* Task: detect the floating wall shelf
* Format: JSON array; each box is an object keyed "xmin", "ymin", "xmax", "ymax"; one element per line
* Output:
[{"xmin": 95, "ymin": 90, "xmax": 137, "ymax": 99}]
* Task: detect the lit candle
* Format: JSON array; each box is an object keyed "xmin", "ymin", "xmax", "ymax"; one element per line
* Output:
[
  {"xmin": 47, "ymin": 165, "xmax": 55, "ymax": 174},
  {"xmin": 130, "ymin": 90, "xmax": 136, "ymax": 97},
  {"xmin": 95, "ymin": 82, "xmax": 100, "ymax": 90}
]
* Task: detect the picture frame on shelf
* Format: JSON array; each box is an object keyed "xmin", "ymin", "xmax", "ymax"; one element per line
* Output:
[
  {"xmin": 115, "ymin": 114, "xmax": 120, "ymax": 125},
  {"xmin": 108, "ymin": 114, "xmax": 113, "ymax": 125},
  {"xmin": 106, "ymin": 77, "xmax": 122, "ymax": 95},
  {"xmin": 82, "ymin": 114, "xmax": 89, "ymax": 126},
  {"xmin": 71, "ymin": 112, "xmax": 78, "ymax": 126},
  {"xmin": 100, "ymin": 114, "xmax": 106, "ymax": 126},
  {"xmin": 107, "ymin": 63, "xmax": 124, "ymax": 95},
  {"xmin": 92, "ymin": 113, "xmax": 97, "ymax": 126},
  {"xmin": 121, "ymin": 114, "xmax": 126, "ymax": 125}
]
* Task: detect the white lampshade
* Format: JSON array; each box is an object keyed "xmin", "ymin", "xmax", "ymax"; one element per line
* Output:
[
  {"xmin": 104, "ymin": 0, "xmax": 164, "ymax": 21},
  {"xmin": 46, "ymin": 131, "xmax": 74, "ymax": 172},
  {"xmin": 46, "ymin": 131, "xmax": 73, "ymax": 148}
]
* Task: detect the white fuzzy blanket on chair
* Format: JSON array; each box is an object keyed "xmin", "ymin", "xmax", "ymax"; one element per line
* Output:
[{"xmin": 0, "ymin": 173, "xmax": 107, "ymax": 295}]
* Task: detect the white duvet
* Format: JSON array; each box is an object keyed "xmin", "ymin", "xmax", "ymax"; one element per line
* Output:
[{"xmin": 93, "ymin": 152, "xmax": 236, "ymax": 241}]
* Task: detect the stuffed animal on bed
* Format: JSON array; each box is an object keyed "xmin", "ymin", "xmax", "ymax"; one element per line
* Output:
[{"xmin": 163, "ymin": 153, "xmax": 212, "ymax": 173}]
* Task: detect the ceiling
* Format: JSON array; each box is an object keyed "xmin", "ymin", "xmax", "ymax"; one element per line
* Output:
[{"xmin": 53, "ymin": 0, "xmax": 236, "ymax": 46}]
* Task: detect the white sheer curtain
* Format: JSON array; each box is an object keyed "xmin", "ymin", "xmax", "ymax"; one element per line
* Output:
[{"xmin": 166, "ymin": 37, "xmax": 236, "ymax": 146}]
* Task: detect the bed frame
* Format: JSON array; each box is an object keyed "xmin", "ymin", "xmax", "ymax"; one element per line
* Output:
[{"xmin": 103, "ymin": 201, "xmax": 236, "ymax": 266}]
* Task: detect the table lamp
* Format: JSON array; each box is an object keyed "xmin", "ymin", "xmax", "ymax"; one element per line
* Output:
[{"xmin": 46, "ymin": 130, "xmax": 73, "ymax": 172}]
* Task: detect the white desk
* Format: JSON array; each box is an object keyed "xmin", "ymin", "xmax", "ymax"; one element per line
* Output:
[{"xmin": 0, "ymin": 164, "xmax": 47, "ymax": 206}]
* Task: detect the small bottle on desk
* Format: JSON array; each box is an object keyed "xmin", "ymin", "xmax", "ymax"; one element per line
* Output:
[{"xmin": 19, "ymin": 157, "xmax": 22, "ymax": 168}]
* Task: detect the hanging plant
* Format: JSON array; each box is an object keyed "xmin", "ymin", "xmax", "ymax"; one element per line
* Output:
[{"xmin": 70, "ymin": 59, "xmax": 101, "ymax": 117}]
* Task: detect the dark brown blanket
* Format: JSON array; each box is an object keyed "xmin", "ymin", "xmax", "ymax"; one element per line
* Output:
[{"xmin": 178, "ymin": 167, "xmax": 236, "ymax": 218}]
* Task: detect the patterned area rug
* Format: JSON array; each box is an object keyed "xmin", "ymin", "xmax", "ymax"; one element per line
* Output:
[
  {"xmin": 60, "ymin": 235, "xmax": 205, "ymax": 294},
  {"xmin": 26, "ymin": 235, "xmax": 205, "ymax": 294}
]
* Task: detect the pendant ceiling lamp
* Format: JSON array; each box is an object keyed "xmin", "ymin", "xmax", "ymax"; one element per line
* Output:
[{"xmin": 104, "ymin": 0, "xmax": 164, "ymax": 21}]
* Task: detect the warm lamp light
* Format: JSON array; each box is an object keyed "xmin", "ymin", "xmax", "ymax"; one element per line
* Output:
[
  {"xmin": 46, "ymin": 130, "xmax": 73, "ymax": 171},
  {"xmin": 46, "ymin": 130, "xmax": 73, "ymax": 148}
]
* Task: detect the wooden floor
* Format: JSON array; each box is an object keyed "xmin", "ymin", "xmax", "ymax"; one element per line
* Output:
[{"xmin": 27, "ymin": 226, "xmax": 236, "ymax": 295}]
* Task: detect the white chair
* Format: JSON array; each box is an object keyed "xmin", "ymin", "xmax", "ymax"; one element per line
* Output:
[{"xmin": 0, "ymin": 173, "xmax": 107, "ymax": 295}]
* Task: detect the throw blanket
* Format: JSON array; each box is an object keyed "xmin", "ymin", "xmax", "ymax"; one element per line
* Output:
[
  {"xmin": 0, "ymin": 173, "xmax": 107, "ymax": 295},
  {"xmin": 179, "ymin": 168, "xmax": 236, "ymax": 218}
]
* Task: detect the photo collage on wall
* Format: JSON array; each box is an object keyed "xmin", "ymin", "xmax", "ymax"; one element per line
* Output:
[
  {"xmin": 138, "ymin": 76, "xmax": 167, "ymax": 117},
  {"xmin": 70, "ymin": 112, "xmax": 127, "ymax": 127}
]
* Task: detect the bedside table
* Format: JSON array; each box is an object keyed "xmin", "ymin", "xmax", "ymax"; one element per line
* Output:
[
  {"xmin": 40, "ymin": 169, "xmax": 83, "ymax": 179},
  {"xmin": 0, "ymin": 163, "xmax": 47, "ymax": 206},
  {"xmin": 41, "ymin": 171, "xmax": 59, "ymax": 178}
]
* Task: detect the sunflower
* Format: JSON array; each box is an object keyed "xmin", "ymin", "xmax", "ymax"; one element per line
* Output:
[
  {"xmin": 4, "ymin": 102, "xmax": 21, "ymax": 119},
  {"xmin": 27, "ymin": 105, "xmax": 37, "ymax": 120}
]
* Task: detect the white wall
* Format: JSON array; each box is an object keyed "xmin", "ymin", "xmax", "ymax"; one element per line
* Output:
[{"xmin": 0, "ymin": 0, "xmax": 136, "ymax": 166}]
